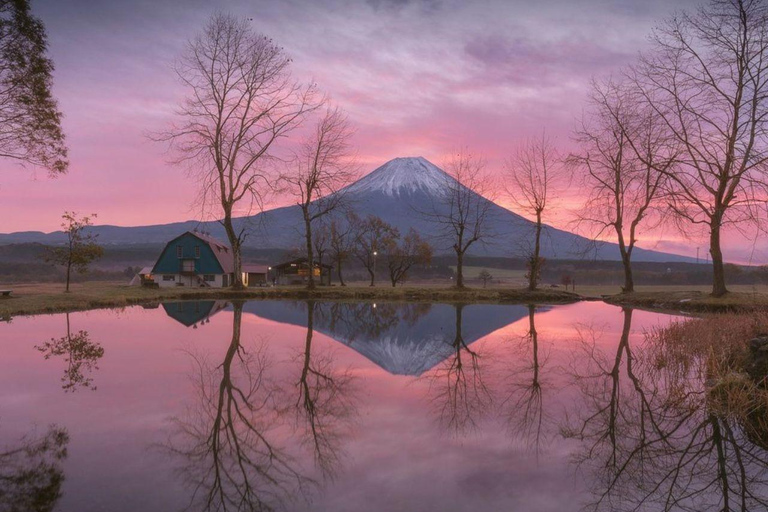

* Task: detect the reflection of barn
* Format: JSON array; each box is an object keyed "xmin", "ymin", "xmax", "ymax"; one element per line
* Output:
[
  {"xmin": 161, "ymin": 300, "xmax": 229, "ymax": 327},
  {"xmin": 273, "ymin": 258, "xmax": 332, "ymax": 286}
]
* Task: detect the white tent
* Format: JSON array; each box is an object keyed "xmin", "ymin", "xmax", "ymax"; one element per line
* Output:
[{"xmin": 129, "ymin": 267, "xmax": 153, "ymax": 286}]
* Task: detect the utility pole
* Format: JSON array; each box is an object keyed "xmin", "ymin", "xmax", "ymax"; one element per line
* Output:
[{"xmin": 373, "ymin": 250, "xmax": 378, "ymax": 287}]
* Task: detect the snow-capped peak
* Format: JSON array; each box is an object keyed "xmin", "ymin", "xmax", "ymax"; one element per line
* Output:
[{"xmin": 346, "ymin": 156, "xmax": 453, "ymax": 197}]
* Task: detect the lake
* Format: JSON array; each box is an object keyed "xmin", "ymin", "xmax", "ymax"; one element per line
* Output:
[{"xmin": 1, "ymin": 300, "xmax": 767, "ymax": 511}]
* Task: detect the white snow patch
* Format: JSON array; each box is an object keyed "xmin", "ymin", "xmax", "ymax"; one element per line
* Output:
[{"xmin": 346, "ymin": 156, "xmax": 454, "ymax": 197}]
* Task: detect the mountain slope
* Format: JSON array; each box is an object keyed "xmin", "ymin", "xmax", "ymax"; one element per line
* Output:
[{"xmin": 0, "ymin": 156, "xmax": 693, "ymax": 262}]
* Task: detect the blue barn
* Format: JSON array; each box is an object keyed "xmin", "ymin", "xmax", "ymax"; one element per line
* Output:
[{"xmin": 151, "ymin": 231, "xmax": 246, "ymax": 288}]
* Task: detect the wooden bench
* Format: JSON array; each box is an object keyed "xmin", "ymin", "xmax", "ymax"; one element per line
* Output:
[{"xmin": 0, "ymin": 290, "xmax": 11, "ymax": 297}]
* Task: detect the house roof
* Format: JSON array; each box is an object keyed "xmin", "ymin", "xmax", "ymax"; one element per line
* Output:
[{"xmin": 243, "ymin": 264, "xmax": 268, "ymax": 274}]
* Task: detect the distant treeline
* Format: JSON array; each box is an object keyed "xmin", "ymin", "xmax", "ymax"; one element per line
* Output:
[{"xmin": 1, "ymin": 243, "xmax": 766, "ymax": 286}]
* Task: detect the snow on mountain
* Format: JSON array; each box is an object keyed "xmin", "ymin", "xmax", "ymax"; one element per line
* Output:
[{"xmin": 344, "ymin": 156, "xmax": 452, "ymax": 197}]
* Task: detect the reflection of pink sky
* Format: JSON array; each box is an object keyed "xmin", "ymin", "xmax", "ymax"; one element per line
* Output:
[
  {"xmin": 0, "ymin": 300, "xmax": 685, "ymax": 511},
  {"xmin": 3, "ymin": 0, "xmax": 764, "ymax": 263}
]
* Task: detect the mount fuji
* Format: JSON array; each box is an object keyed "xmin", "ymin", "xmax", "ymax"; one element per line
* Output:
[{"xmin": 0, "ymin": 156, "xmax": 692, "ymax": 262}]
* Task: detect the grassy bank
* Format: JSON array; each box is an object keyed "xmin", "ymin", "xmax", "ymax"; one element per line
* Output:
[
  {"xmin": 600, "ymin": 287, "xmax": 768, "ymax": 313},
  {"xmin": 0, "ymin": 281, "xmax": 581, "ymax": 319}
]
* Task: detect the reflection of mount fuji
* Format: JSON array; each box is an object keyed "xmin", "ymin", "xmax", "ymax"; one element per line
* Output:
[{"xmin": 241, "ymin": 301, "xmax": 531, "ymax": 376}]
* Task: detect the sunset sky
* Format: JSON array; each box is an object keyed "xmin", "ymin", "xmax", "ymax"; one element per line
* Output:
[{"xmin": 3, "ymin": 0, "xmax": 764, "ymax": 263}]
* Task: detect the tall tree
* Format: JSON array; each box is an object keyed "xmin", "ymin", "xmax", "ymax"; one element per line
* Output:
[
  {"xmin": 0, "ymin": 0, "xmax": 67, "ymax": 175},
  {"xmin": 570, "ymin": 79, "xmax": 673, "ymax": 293},
  {"xmin": 504, "ymin": 132, "xmax": 563, "ymax": 291},
  {"xmin": 631, "ymin": 0, "xmax": 768, "ymax": 297},
  {"xmin": 44, "ymin": 212, "xmax": 103, "ymax": 292},
  {"xmin": 384, "ymin": 228, "xmax": 432, "ymax": 287},
  {"xmin": 157, "ymin": 13, "xmax": 317, "ymax": 289},
  {"xmin": 353, "ymin": 215, "xmax": 398, "ymax": 287},
  {"xmin": 426, "ymin": 151, "xmax": 494, "ymax": 289},
  {"xmin": 282, "ymin": 105, "xmax": 356, "ymax": 289}
]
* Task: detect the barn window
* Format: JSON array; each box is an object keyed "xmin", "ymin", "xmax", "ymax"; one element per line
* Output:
[
  {"xmin": 176, "ymin": 245, "xmax": 183, "ymax": 258},
  {"xmin": 163, "ymin": 275, "xmax": 175, "ymax": 281},
  {"xmin": 195, "ymin": 245, "xmax": 201, "ymax": 258},
  {"xmin": 203, "ymin": 274, "xmax": 215, "ymax": 282}
]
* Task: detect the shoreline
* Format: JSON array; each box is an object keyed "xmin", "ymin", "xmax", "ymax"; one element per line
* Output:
[
  {"xmin": 1, "ymin": 283, "xmax": 767, "ymax": 319},
  {"xmin": 0, "ymin": 283, "xmax": 581, "ymax": 319}
]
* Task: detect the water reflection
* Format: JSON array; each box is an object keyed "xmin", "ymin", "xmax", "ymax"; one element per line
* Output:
[
  {"xmin": 241, "ymin": 301, "xmax": 528, "ymax": 376},
  {"xmin": 564, "ymin": 308, "xmax": 768, "ymax": 511},
  {"xmin": 35, "ymin": 312, "xmax": 103, "ymax": 392},
  {"xmin": 423, "ymin": 303, "xmax": 493, "ymax": 434},
  {"xmin": 500, "ymin": 305, "xmax": 551, "ymax": 455},
  {"xmin": 165, "ymin": 302, "xmax": 312, "ymax": 511},
  {"xmin": 0, "ymin": 425, "xmax": 69, "ymax": 511},
  {"xmin": 164, "ymin": 301, "xmax": 358, "ymax": 510},
  {"xmin": 6, "ymin": 300, "xmax": 765, "ymax": 510}
]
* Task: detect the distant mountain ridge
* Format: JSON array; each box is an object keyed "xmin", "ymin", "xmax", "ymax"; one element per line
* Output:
[{"xmin": 0, "ymin": 156, "xmax": 694, "ymax": 262}]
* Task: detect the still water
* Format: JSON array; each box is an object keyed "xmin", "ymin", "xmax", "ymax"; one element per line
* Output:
[{"xmin": 0, "ymin": 300, "xmax": 766, "ymax": 511}]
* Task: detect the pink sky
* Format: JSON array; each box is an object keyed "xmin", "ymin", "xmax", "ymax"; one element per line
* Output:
[{"xmin": 1, "ymin": 0, "xmax": 764, "ymax": 263}]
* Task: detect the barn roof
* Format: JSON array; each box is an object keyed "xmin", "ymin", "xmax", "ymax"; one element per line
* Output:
[{"xmin": 188, "ymin": 231, "xmax": 234, "ymax": 273}]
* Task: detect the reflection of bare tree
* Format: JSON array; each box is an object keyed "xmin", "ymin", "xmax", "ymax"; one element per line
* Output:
[
  {"xmin": 167, "ymin": 302, "xmax": 313, "ymax": 511},
  {"xmin": 0, "ymin": 425, "xmax": 69, "ymax": 512},
  {"xmin": 35, "ymin": 312, "xmax": 103, "ymax": 392},
  {"xmin": 564, "ymin": 308, "xmax": 768, "ymax": 511},
  {"xmin": 426, "ymin": 304, "xmax": 492, "ymax": 434},
  {"xmin": 500, "ymin": 305, "xmax": 549, "ymax": 454},
  {"xmin": 291, "ymin": 300, "xmax": 357, "ymax": 478}
]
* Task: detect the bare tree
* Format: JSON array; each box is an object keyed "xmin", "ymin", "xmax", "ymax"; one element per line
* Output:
[
  {"xmin": 156, "ymin": 13, "xmax": 317, "ymax": 289},
  {"xmin": 0, "ymin": 0, "xmax": 67, "ymax": 175},
  {"xmin": 629, "ymin": 0, "xmax": 768, "ymax": 297},
  {"xmin": 426, "ymin": 150, "xmax": 494, "ymax": 289},
  {"xmin": 570, "ymin": 79, "xmax": 673, "ymax": 293},
  {"xmin": 328, "ymin": 212, "xmax": 358, "ymax": 287},
  {"xmin": 504, "ymin": 132, "xmax": 563, "ymax": 291},
  {"xmin": 282, "ymin": 105, "xmax": 356, "ymax": 289},
  {"xmin": 353, "ymin": 215, "xmax": 398, "ymax": 287},
  {"xmin": 384, "ymin": 228, "xmax": 432, "ymax": 287}
]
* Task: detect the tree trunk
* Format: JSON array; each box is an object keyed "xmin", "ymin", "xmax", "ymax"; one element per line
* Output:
[
  {"xmin": 304, "ymin": 213, "xmax": 315, "ymax": 290},
  {"xmin": 455, "ymin": 249, "xmax": 464, "ymax": 288},
  {"xmin": 710, "ymin": 214, "xmax": 727, "ymax": 297},
  {"xmin": 368, "ymin": 266, "xmax": 375, "ymax": 287},
  {"xmin": 222, "ymin": 212, "xmax": 245, "ymax": 289},
  {"xmin": 65, "ymin": 260, "xmax": 72, "ymax": 293},
  {"xmin": 528, "ymin": 305, "xmax": 539, "ymax": 386},
  {"xmin": 621, "ymin": 252, "xmax": 634, "ymax": 293},
  {"xmin": 337, "ymin": 259, "xmax": 346, "ymax": 286},
  {"xmin": 529, "ymin": 211, "xmax": 542, "ymax": 291}
]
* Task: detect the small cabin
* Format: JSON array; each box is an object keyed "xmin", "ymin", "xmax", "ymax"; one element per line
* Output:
[
  {"xmin": 273, "ymin": 258, "xmax": 332, "ymax": 286},
  {"xmin": 243, "ymin": 264, "xmax": 269, "ymax": 287},
  {"xmin": 151, "ymin": 231, "xmax": 247, "ymax": 288}
]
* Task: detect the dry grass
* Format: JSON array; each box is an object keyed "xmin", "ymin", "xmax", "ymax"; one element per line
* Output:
[{"xmin": 647, "ymin": 314, "xmax": 768, "ymax": 447}]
